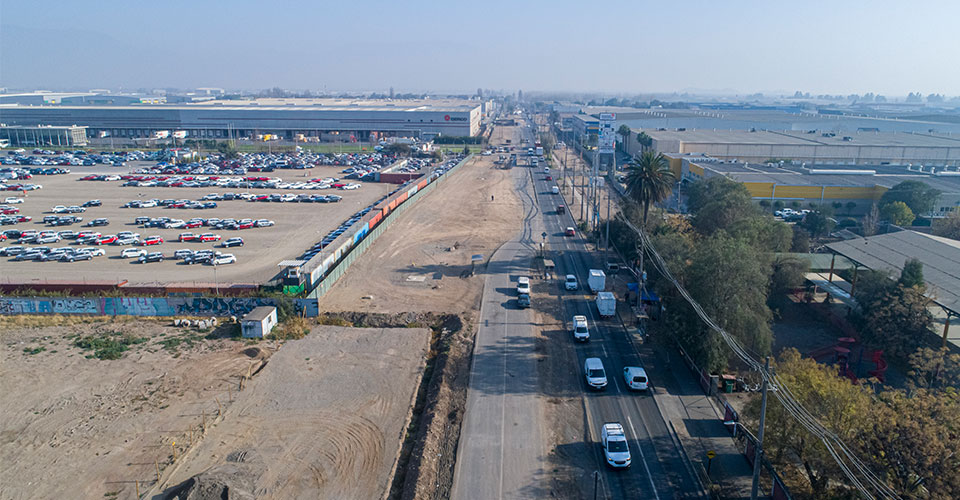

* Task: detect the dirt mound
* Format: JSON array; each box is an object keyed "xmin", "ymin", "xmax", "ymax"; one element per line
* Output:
[{"xmin": 164, "ymin": 462, "xmax": 261, "ymax": 500}]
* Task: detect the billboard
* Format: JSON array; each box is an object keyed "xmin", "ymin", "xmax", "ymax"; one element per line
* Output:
[{"xmin": 598, "ymin": 113, "xmax": 616, "ymax": 154}]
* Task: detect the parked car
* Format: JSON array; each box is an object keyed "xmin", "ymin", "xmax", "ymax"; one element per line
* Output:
[
  {"xmin": 254, "ymin": 219, "xmax": 275, "ymax": 227},
  {"xmin": 81, "ymin": 199, "xmax": 102, "ymax": 207},
  {"xmin": 62, "ymin": 251, "xmax": 93, "ymax": 262},
  {"xmin": 221, "ymin": 237, "xmax": 244, "ymax": 248},
  {"xmin": 94, "ymin": 235, "xmax": 118, "ymax": 245},
  {"xmin": 138, "ymin": 252, "xmax": 164, "ymax": 263},
  {"xmin": 85, "ymin": 218, "xmax": 110, "ymax": 227},
  {"xmin": 199, "ymin": 233, "xmax": 221, "ymax": 242},
  {"xmin": 211, "ymin": 253, "xmax": 236, "ymax": 265},
  {"xmin": 178, "ymin": 233, "xmax": 198, "ymax": 242},
  {"xmin": 121, "ymin": 248, "xmax": 147, "ymax": 259},
  {"xmin": 141, "ymin": 235, "xmax": 164, "ymax": 246},
  {"xmin": 4, "ymin": 197, "xmax": 24, "ymax": 204}
]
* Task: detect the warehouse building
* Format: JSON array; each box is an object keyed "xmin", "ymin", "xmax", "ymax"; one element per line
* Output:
[
  {"xmin": 0, "ymin": 98, "xmax": 482, "ymax": 142},
  {"xmin": 669, "ymin": 153, "xmax": 960, "ymax": 216},
  {"xmin": 624, "ymin": 128, "xmax": 960, "ymax": 166},
  {"xmin": 0, "ymin": 124, "xmax": 88, "ymax": 146}
]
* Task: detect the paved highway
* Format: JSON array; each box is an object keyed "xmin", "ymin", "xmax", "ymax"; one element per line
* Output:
[{"xmin": 453, "ymin": 117, "xmax": 700, "ymax": 499}]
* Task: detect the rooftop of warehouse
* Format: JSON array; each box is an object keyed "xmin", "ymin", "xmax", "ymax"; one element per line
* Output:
[
  {"xmin": 697, "ymin": 160, "xmax": 960, "ymax": 190},
  {"xmin": 643, "ymin": 128, "xmax": 960, "ymax": 147},
  {"xmin": 0, "ymin": 98, "xmax": 480, "ymax": 113}
]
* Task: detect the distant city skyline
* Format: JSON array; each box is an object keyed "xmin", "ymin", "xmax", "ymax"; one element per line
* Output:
[{"xmin": 2, "ymin": 0, "xmax": 959, "ymax": 96}]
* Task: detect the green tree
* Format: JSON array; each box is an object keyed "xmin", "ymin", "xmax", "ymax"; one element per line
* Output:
[
  {"xmin": 860, "ymin": 284, "xmax": 933, "ymax": 360},
  {"xmin": 617, "ymin": 124, "xmax": 632, "ymax": 150},
  {"xmin": 908, "ymin": 347, "xmax": 960, "ymax": 390},
  {"xmin": 800, "ymin": 211, "xmax": 836, "ymax": 238},
  {"xmin": 933, "ymin": 210, "xmax": 960, "ymax": 241},
  {"xmin": 383, "ymin": 143, "xmax": 412, "ymax": 156},
  {"xmin": 845, "ymin": 201, "xmax": 857, "ymax": 214},
  {"xmin": 770, "ymin": 255, "xmax": 809, "ymax": 297},
  {"xmin": 636, "ymin": 131, "xmax": 652, "ymax": 149},
  {"xmin": 880, "ymin": 201, "xmax": 915, "ymax": 226},
  {"xmin": 880, "ymin": 180, "xmax": 941, "ymax": 216},
  {"xmin": 624, "ymin": 151, "xmax": 675, "ymax": 224},
  {"xmin": 683, "ymin": 232, "xmax": 774, "ymax": 359},
  {"xmin": 864, "ymin": 389, "xmax": 960, "ymax": 499},
  {"xmin": 791, "ymin": 226, "xmax": 811, "ymax": 252},
  {"xmin": 728, "ymin": 216, "xmax": 793, "ymax": 252},
  {"xmin": 215, "ymin": 141, "xmax": 238, "ymax": 160},
  {"xmin": 744, "ymin": 349, "xmax": 873, "ymax": 498},
  {"xmin": 899, "ymin": 258, "xmax": 924, "ymax": 288},
  {"xmin": 686, "ymin": 177, "xmax": 756, "ymax": 235}
]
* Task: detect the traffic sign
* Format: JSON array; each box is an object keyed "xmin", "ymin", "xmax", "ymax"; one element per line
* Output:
[
  {"xmin": 706, "ymin": 450, "xmax": 716, "ymax": 459},
  {"xmin": 541, "ymin": 231, "xmax": 547, "ymax": 240}
]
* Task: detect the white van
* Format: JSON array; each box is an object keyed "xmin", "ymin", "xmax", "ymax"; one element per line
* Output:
[
  {"xmin": 623, "ymin": 366, "xmax": 649, "ymax": 391},
  {"xmin": 551, "ymin": 186, "xmax": 560, "ymax": 194},
  {"xmin": 584, "ymin": 357, "xmax": 608, "ymax": 390},
  {"xmin": 572, "ymin": 315, "xmax": 589, "ymax": 342}
]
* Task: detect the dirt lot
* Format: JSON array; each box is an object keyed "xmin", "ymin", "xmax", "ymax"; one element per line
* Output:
[
  {"xmin": 0, "ymin": 317, "xmax": 429, "ymax": 500},
  {"xmin": 319, "ymin": 138, "xmax": 524, "ymax": 314},
  {"xmin": 0, "ymin": 316, "xmax": 263, "ymax": 500},
  {"xmin": 161, "ymin": 325, "xmax": 430, "ymax": 500},
  {"xmin": 0, "ymin": 164, "xmax": 392, "ymax": 285}
]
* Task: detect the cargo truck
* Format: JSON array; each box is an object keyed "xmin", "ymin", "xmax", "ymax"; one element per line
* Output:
[
  {"xmin": 588, "ymin": 269, "xmax": 606, "ymax": 293},
  {"xmin": 596, "ymin": 291, "xmax": 616, "ymax": 317}
]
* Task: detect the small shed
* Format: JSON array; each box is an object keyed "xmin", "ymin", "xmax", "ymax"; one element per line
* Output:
[{"xmin": 241, "ymin": 306, "xmax": 278, "ymax": 338}]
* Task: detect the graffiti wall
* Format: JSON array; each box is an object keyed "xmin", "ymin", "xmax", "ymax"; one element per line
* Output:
[{"xmin": 0, "ymin": 296, "xmax": 319, "ymax": 318}]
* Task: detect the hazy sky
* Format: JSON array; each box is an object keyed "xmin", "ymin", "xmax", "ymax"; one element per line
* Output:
[{"xmin": 2, "ymin": 0, "xmax": 958, "ymax": 96}]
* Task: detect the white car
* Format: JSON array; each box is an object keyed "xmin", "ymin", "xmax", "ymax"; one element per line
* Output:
[
  {"xmin": 584, "ymin": 357, "xmax": 607, "ymax": 390},
  {"xmin": 121, "ymin": 248, "xmax": 147, "ymax": 259},
  {"xmin": 52, "ymin": 205, "xmax": 68, "ymax": 213},
  {"xmin": 79, "ymin": 247, "xmax": 105, "ymax": 257},
  {"xmin": 212, "ymin": 253, "xmax": 236, "ymax": 265},
  {"xmin": 255, "ymin": 219, "xmax": 275, "ymax": 227},
  {"xmin": 341, "ymin": 183, "xmax": 361, "ymax": 190},
  {"xmin": 4, "ymin": 197, "xmax": 23, "ymax": 204},
  {"xmin": 601, "ymin": 423, "xmax": 631, "ymax": 469},
  {"xmin": 623, "ymin": 366, "xmax": 649, "ymax": 391},
  {"xmin": 564, "ymin": 274, "xmax": 579, "ymax": 291},
  {"xmin": 517, "ymin": 276, "xmax": 531, "ymax": 295},
  {"xmin": 140, "ymin": 200, "xmax": 158, "ymax": 208},
  {"xmin": 572, "ymin": 315, "xmax": 590, "ymax": 342}
]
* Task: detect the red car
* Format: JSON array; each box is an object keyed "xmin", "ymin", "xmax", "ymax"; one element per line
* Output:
[
  {"xmin": 184, "ymin": 221, "xmax": 203, "ymax": 229},
  {"xmin": 237, "ymin": 222, "xmax": 254, "ymax": 230},
  {"xmin": 16, "ymin": 215, "xmax": 32, "ymax": 222},
  {"xmin": 178, "ymin": 233, "xmax": 198, "ymax": 242},
  {"xmin": 564, "ymin": 227, "xmax": 576, "ymax": 237},
  {"xmin": 199, "ymin": 233, "xmax": 221, "ymax": 242},
  {"xmin": 1, "ymin": 207, "xmax": 19, "ymax": 215},
  {"xmin": 545, "ymin": 175, "xmax": 552, "ymax": 181},
  {"xmin": 142, "ymin": 235, "xmax": 164, "ymax": 246},
  {"xmin": 95, "ymin": 235, "xmax": 118, "ymax": 245}
]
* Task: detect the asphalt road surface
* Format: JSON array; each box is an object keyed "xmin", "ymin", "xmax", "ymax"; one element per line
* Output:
[{"xmin": 452, "ymin": 118, "xmax": 701, "ymax": 499}]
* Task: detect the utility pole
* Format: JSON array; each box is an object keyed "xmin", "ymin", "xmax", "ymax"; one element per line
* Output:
[{"xmin": 751, "ymin": 357, "xmax": 771, "ymax": 500}]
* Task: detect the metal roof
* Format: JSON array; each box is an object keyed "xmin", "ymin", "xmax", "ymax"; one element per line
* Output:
[
  {"xmin": 826, "ymin": 231, "xmax": 960, "ymax": 314},
  {"xmin": 242, "ymin": 306, "xmax": 276, "ymax": 322}
]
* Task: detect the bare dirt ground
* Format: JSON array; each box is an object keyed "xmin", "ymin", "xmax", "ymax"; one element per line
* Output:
[
  {"xmin": 0, "ymin": 316, "xmax": 263, "ymax": 500},
  {"xmin": 160, "ymin": 325, "xmax": 430, "ymax": 500},
  {"xmin": 319, "ymin": 140, "xmax": 524, "ymax": 315},
  {"xmin": 0, "ymin": 165, "xmax": 392, "ymax": 285},
  {"xmin": 316, "ymin": 126, "xmax": 527, "ymax": 499}
]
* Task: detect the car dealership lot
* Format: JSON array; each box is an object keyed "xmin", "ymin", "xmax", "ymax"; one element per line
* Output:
[{"xmin": 0, "ymin": 164, "xmax": 393, "ymax": 285}]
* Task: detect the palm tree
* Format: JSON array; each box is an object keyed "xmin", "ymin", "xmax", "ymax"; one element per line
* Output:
[
  {"xmin": 625, "ymin": 151, "xmax": 676, "ymax": 224},
  {"xmin": 617, "ymin": 124, "xmax": 632, "ymax": 152}
]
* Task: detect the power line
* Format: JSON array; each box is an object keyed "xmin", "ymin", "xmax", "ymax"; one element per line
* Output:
[{"xmin": 619, "ymin": 215, "xmax": 902, "ymax": 500}]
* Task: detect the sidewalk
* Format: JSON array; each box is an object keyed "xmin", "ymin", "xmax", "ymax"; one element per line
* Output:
[{"xmin": 615, "ymin": 299, "xmax": 755, "ymax": 499}]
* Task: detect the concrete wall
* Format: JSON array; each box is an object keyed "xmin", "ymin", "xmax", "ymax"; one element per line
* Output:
[
  {"xmin": 0, "ymin": 296, "xmax": 319, "ymax": 317},
  {"xmin": 668, "ymin": 141, "xmax": 960, "ymax": 166}
]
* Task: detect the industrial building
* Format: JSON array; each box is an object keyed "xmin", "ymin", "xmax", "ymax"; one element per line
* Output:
[
  {"xmin": 668, "ymin": 153, "xmax": 960, "ymax": 216},
  {"xmin": 0, "ymin": 98, "xmax": 482, "ymax": 143},
  {"xmin": 0, "ymin": 124, "xmax": 88, "ymax": 147},
  {"xmin": 626, "ymin": 128, "xmax": 960, "ymax": 166}
]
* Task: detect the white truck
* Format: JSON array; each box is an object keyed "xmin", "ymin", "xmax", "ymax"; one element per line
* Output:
[
  {"xmin": 601, "ymin": 423, "xmax": 632, "ymax": 468},
  {"xmin": 596, "ymin": 292, "xmax": 616, "ymax": 318},
  {"xmin": 588, "ymin": 269, "xmax": 606, "ymax": 293}
]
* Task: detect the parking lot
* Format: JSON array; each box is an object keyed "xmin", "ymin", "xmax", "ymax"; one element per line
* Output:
[{"xmin": 0, "ymin": 162, "xmax": 393, "ymax": 286}]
